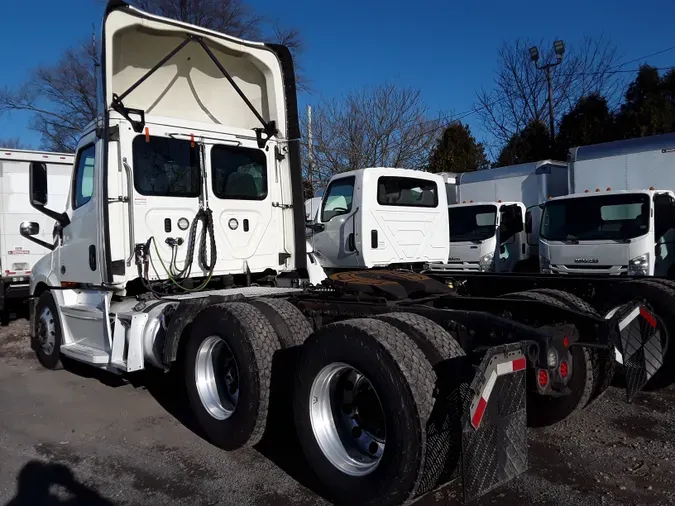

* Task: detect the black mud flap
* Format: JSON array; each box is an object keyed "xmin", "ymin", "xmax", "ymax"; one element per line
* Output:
[
  {"xmin": 461, "ymin": 343, "xmax": 528, "ymax": 503},
  {"xmin": 610, "ymin": 303, "xmax": 665, "ymax": 401}
]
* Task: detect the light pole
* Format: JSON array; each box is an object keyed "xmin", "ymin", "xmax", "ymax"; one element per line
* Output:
[{"xmin": 529, "ymin": 40, "xmax": 565, "ymax": 147}]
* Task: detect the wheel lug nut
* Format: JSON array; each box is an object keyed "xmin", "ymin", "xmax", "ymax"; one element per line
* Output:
[
  {"xmin": 369, "ymin": 442, "xmax": 379, "ymax": 454},
  {"xmin": 352, "ymin": 426, "xmax": 362, "ymax": 438}
]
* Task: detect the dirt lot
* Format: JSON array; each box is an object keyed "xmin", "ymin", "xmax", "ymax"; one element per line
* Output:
[{"xmin": 0, "ymin": 318, "xmax": 673, "ymax": 506}]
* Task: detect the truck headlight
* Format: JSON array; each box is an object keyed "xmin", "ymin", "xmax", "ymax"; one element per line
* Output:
[
  {"xmin": 540, "ymin": 255, "xmax": 552, "ymax": 274},
  {"xmin": 479, "ymin": 251, "xmax": 495, "ymax": 272},
  {"xmin": 628, "ymin": 253, "xmax": 649, "ymax": 276}
]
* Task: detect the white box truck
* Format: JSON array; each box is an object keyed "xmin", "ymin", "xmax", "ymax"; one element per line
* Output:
[
  {"xmin": 434, "ymin": 160, "xmax": 567, "ymax": 273},
  {"xmin": 0, "ymin": 148, "xmax": 72, "ymax": 323},
  {"xmin": 539, "ymin": 133, "xmax": 675, "ymax": 276}
]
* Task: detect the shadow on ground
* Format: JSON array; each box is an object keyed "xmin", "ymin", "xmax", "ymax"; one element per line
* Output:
[{"xmin": 4, "ymin": 461, "xmax": 114, "ymax": 506}]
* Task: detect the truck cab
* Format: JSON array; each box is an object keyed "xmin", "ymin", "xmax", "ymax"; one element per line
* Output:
[
  {"xmin": 444, "ymin": 200, "xmax": 526, "ymax": 272},
  {"xmin": 539, "ymin": 189, "xmax": 675, "ymax": 276},
  {"xmin": 308, "ymin": 167, "xmax": 450, "ymax": 270}
]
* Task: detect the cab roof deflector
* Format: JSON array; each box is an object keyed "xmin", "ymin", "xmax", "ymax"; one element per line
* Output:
[{"xmin": 110, "ymin": 33, "xmax": 278, "ymax": 148}]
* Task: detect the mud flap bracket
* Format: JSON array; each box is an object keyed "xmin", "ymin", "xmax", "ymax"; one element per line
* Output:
[{"xmin": 461, "ymin": 343, "xmax": 528, "ymax": 503}]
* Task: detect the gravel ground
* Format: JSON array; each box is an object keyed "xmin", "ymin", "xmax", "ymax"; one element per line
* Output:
[{"xmin": 0, "ymin": 318, "xmax": 673, "ymax": 506}]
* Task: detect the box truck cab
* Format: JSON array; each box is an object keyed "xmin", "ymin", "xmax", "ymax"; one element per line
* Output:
[
  {"xmin": 539, "ymin": 189, "xmax": 675, "ymax": 276},
  {"xmin": 434, "ymin": 160, "xmax": 567, "ymax": 273},
  {"xmin": 307, "ymin": 167, "xmax": 450, "ymax": 270},
  {"xmin": 445, "ymin": 201, "xmax": 526, "ymax": 272},
  {"xmin": 539, "ymin": 133, "xmax": 675, "ymax": 276}
]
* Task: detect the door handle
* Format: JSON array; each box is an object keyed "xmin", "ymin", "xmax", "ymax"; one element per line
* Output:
[{"xmin": 89, "ymin": 245, "xmax": 97, "ymax": 271}]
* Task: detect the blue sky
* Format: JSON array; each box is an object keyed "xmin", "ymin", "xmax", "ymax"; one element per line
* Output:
[{"xmin": 1, "ymin": 0, "xmax": 674, "ymax": 152}]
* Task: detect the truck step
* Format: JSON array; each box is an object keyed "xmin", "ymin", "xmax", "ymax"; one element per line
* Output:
[
  {"xmin": 60, "ymin": 305, "xmax": 105, "ymax": 321},
  {"xmin": 60, "ymin": 343, "xmax": 110, "ymax": 365}
]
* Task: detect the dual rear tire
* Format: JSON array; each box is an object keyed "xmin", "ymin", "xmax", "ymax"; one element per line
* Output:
[{"xmin": 184, "ymin": 302, "xmax": 465, "ymax": 506}]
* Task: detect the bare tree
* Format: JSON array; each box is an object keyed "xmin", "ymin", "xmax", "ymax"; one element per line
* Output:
[
  {"xmin": 0, "ymin": 0, "xmax": 304, "ymax": 152},
  {"xmin": 0, "ymin": 42, "xmax": 97, "ymax": 152},
  {"xmin": 303, "ymin": 83, "xmax": 442, "ymax": 194},
  {"xmin": 0, "ymin": 137, "xmax": 29, "ymax": 150},
  {"xmin": 476, "ymin": 36, "xmax": 621, "ymax": 155}
]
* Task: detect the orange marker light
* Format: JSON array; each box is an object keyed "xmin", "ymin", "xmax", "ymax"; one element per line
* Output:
[
  {"xmin": 144, "ymin": 127, "xmax": 150, "ymax": 142},
  {"xmin": 585, "ymin": 189, "xmax": 590, "ymax": 193},
  {"xmin": 190, "ymin": 133, "xmax": 195, "ymax": 148},
  {"xmin": 595, "ymin": 188, "xmax": 600, "ymax": 192},
  {"xmin": 606, "ymin": 187, "xmax": 611, "ymax": 191}
]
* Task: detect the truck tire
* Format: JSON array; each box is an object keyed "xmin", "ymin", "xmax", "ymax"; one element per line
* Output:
[
  {"xmin": 528, "ymin": 288, "xmax": 615, "ymax": 404},
  {"xmin": 293, "ymin": 318, "xmax": 435, "ymax": 506},
  {"xmin": 247, "ymin": 297, "xmax": 313, "ymax": 347},
  {"xmin": 375, "ymin": 312, "xmax": 467, "ymax": 493},
  {"xmin": 375, "ymin": 312, "xmax": 464, "ymax": 364},
  {"xmin": 611, "ymin": 279, "xmax": 675, "ymax": 390},
  {"xmin": 34, "ymin": 291, "xmax": 63, "ymax": 370},
  {"xmin": 501, "ymin": 291, "xmax": 595, "ymax": 427},
  {"xmin": 184, "ymin": 302, "xmax": 280, "ymax": 450}
]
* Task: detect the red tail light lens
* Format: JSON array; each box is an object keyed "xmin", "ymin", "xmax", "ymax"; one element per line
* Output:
[
  {"xmin": 559, "ymin": 361, "xmax": 569, "ymax": 379},
  {"xmin": 538, "ymin": 369, "xmax": 549, "ymax": 387}
]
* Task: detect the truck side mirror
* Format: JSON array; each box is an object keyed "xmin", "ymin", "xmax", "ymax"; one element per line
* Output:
[
  {"xmin": 30, "ymin": 162, "xmax": 48, "ymax": 207},
  {"xmin": 19, "ymin": 220, "xmax": 55, "ymax": 251},
  {"xmin": 28, "ymin": 162, "xmax": 70, "ymax": 228},
  {"xmin": 525, "ymin": 211, "xmax": 532, "ymax": 234}
]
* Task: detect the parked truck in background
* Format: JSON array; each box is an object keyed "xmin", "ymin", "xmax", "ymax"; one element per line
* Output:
[
  {"xmin": 0, "ymin": 148, "xmax": 72, "ymax": 324},
  {"xmin": 539, "ymin": 133, "xmax": 675, "ymax": 276},
  {"xmin": 434, "ymin": 160, "xmax": 567, "ymax": 273}
]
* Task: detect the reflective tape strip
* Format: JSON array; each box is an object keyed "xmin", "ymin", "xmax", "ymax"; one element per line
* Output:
[
  {"xmin": 619, "ymin": 307, "xmax": 640, "ymax": 331},
  {"xmin": 483, "ymin": 370, "xmax": 498, "ymax": 401},
  {"xmin": 640, "ymin": 307, "xmax": 657, "ymax": 329},
  {"xmin": 471, "ymin": 354, "xmax": 526, "ymax": 429}
]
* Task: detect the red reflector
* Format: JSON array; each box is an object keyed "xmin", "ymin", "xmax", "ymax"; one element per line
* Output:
[
  {"xmin": 471, "ymin": 397, "xmax": 487, "ymax": 429},
  {"xmin": 512, "ymin": 357, "xmax": 526, "ymax": 371},
  {"xmin": 4, "ymin": 152, "xmax": 11, "ymax": 156},
  {"xmin": 640, "ymin": 307, "xmax": 657, "ymax": 329},
  {"xmin": 61, "ymin": 281, "xmax": 78, "ymax": 288},
  {"xmin": 563, "ymin": 336, "xmax": 569, "ymax": 348},
  {"xmin": 538, "ymin": 369, "xmax": 549, "ymax": 387},
  {"xmin": 5, "ymin": 270, "xmax": 16, "ymax": 275},
  {"xmin": 559, "ymin": 361, "xmax": 569, "ymax": 379},
  {"xmin": 26, "ymin": 271, "xmax": 31, "ymax": 274},
  {"xmin": 43, "ymin": 155, "xmax": 48, "ymax": 158}
]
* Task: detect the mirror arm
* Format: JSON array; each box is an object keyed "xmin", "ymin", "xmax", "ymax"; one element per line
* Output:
[
  {"xmin": 32, "ymin": 204, "xmax": 70, "ymax": 228},
  {"xmin": 19, "ymin": 231, "xmax": 55, "ymax": 252}
]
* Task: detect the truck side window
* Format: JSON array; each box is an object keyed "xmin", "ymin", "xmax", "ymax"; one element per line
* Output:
[
  {"xmin": 377, "ymin": 176, "xmax": 438, "ymax": 207},
  {"xmin": 211, "ymin": 145, "xmax": 267, "ymax": 200},
  {"xmin": 73, "ymin": 144, "xmax": 96, "ymax": 209},
  {"xmin": 322, "ymin": 177, "xmax": 355, "ymax": 222}
]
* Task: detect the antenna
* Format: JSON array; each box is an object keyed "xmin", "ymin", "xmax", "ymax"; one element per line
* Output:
[{"xmin": 307, "ymin": 105, "xmax": 314, "ymax": 197}]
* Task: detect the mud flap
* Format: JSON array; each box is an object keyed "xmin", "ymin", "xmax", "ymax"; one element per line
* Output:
[
  {"xmin": 612, "ymin": 303, "xmax": 664, "ymax": 401},
  {"xmin": 461, "ymin": 343, "xmax": 528, "ymax": 503}
]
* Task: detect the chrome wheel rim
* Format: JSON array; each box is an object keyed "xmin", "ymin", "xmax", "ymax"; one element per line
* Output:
[
  {"xmin": 309, "ymin": 363, "xmax": 386, "ymax": 476},
  {"xmin": 37, "ymin": 307, "xmax": 56, "ymax": 355},
  {"xmin": 195, "ymin": 336, "xmax": 239, "ymax": 420}
]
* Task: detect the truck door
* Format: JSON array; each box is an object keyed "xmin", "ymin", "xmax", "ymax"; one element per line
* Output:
[
  {"xmin": 653, "ymin": 193, "xmax": 675, "ymax": 277},
  {"xmin": 497, "ymin": 204, "xmax": 525, "ymax": 272},
  {"xmin": 310, "ymin": 176, "xmax": 359, "ymax": 269},
  {"xmin": 58, "ymin": 134, "xmax": 104, "ymax": 285},
  {"xmin": 125, "ymin": 129, "xmax": 202, "ymax": 280},
  {"xmin": 206, "ymin": 141, "xmax": 281, "ymax": 273}
]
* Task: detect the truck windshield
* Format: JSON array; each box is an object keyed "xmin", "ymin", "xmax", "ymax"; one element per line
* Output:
[
  {"xmin": 449, "ymin": 205, "xmax": 497, "ymax": 242},
  {"xmin": 541, "ymin": 193, "xmax": 650, "ymax": 242}
]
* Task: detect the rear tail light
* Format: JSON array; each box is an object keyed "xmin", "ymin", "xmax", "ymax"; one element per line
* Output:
[
  {"xmin": 559, "ymin": 360, "xmax": 569, "ymax": 379},
  {"xmin": 538, "ymin": 369, "xmax": 549, "ymax": 388}
]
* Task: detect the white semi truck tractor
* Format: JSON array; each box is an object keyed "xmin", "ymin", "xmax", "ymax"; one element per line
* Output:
[{"xmin": 19, "ymin": 2, "xmax": 663, "ymax": 505}]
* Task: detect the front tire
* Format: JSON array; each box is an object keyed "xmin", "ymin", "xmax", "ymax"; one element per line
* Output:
[
  {"xmin": 184, "ymin": 302, "xmax": 281, "ymax": 450},
  {"xmin": 34, "ymin": 291, "xmax": 63, "ymax": 370},
  {"xmin": 293, "ymin": 318, "xmax": 435, "ymax": 506}
]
